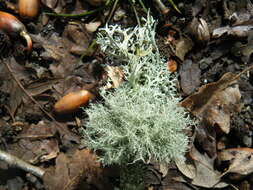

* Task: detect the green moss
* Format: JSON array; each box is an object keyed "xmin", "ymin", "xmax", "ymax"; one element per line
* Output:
[{"xmin": 82, "ymin": 15, "xmax": 194, "ymax": 165}]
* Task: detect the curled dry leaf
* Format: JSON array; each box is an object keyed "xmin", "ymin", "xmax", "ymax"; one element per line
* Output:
[
  {"xmin": 218, "ymin": 148, "xmax": 253, "ymax": 176},
  {"xmin": 189, "ymin": 146, "xmax": 228, "ymax": 188},
  {"xmin": 188, "ymin": 17, "xmax": 210, "ymax": 43},
  {"xmin": 181, "ymin": 72, "xmax": 241, "ymax": 134},
  {"xmin": 104, "ymin": 65, "xmax": 124, "ymax": 89}
]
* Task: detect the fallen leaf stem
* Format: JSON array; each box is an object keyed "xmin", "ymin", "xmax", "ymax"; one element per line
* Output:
[{"xmin": 0, "ymin": 149, "xmax": 45, "ymax": 178}]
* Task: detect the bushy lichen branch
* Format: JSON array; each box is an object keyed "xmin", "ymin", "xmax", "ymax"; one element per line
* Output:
[{"xmin": 82, "ymin": 15, "xmax": 194, "ymax": 165}]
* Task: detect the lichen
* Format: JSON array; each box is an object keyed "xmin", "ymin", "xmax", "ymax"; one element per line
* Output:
[{"xmin": 82, "ymin": 15, "xmax": 194, "ymax": 166}]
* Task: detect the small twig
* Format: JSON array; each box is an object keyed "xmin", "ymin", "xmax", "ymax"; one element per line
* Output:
[
  {"xmin": 130, "ymin": 0, "xmax": 141, "ymax": 26},
  {"xmin": 0, "ymin": 149, "xmax": 45, "ymax": 178},
  {"xmin": 106, "ymin": 0, "xmax": 119, "ymax": 24},
  {"xmin": 137, "ymin": 0, "xmax": 148, "ymax": 13},
  {"xmin": 167, "ymin": 0, "xmax": 181, "ymax": 13},
  {"xmin": 220, "ymin": 64, "xmax": 253, "ymax": 91},
  {"xmin": 152, "ymin": 0, "xmax": 169, "ymax": 15}
]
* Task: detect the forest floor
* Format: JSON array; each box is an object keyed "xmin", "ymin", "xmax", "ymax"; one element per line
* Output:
[{"xmin": 1, "ymin": 0, "xmax": 253, "ymax": 190}]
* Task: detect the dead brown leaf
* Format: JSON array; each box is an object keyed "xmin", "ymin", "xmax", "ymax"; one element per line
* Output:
[
  {"xmin": 195, "ymin": 123, "xmax": 217, "ymax": 158},
  {"xmin": 16, "ymin": 120, "xmax": 59, "ymax": 164},
  {"xmin": 218, "ymin": 148, "xmax": 253, "ymax": 176},
  {"xmin": 32, "ymin": 33, "xmax": 76, "ymax": 78},
  {"xmin": 189, "ymin": 146, "xmax": 228, "ymax": 188},
  {"xmin": 0, "ymin": 58, "xmax": 31, "ymax": 117},
  {"xmin": 62, "ymin": 22, "xmax": 92, "ymax": 56},
  {"xmin": 181, "ymin": 72, "xmax": 241, "ymax": 134},
  {"xmin": 41, "ymin": 0, "xmax": 64, "ymax": 13},
  {"xmin": 175, "ymin": 157, "xmax": 196, "ymax": 180},
  {"xmin": 179, "ymin": 59, "xmax": 201, "ymax": 95},
  {"xmin": 43, "ymin": 149, "xmax": 111, "ymax": 190},
  {"xmin": 175, "ymin": 37, "xmax": 193, "ymax": 61}
]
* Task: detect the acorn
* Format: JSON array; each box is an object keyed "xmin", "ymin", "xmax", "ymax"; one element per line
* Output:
[
  {"xmin": 19, "ymin": 0, "xmax": 40, "ymax": 19},
  {"xmin": 0, "ymin": 11, "xmax": 32, "ymax": 52},
  {"xmin": 54, "ymin": 90, "xmax": 94, "ymax": 114}
]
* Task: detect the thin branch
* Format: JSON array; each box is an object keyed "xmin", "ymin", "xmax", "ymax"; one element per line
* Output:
[
  {"xmin": 152, "ymin": 0, "xmax": 169, "ymax": 15},
  {"xmin": 130, "ymin": 0, "xmax": 141, "ymax": 26},
  {"xmin": 0, "ymin": 149, "xmax": 45, "ymax": 178},
  {"xmin": 106, "ymin": 0, "xmax": 119, "ymax": 24}
]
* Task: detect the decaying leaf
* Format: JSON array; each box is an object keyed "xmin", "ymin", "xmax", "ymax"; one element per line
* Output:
[
  {"xmin": 32, "ymin": 33, "xmax": 76, "ymax": 78},
  {"xmin": 189, "ymin": 146, "xmax": 228, "ymax": 188},
  {"xmin": 195, "ymin": 123, "xmax": 217, "ymax": 158},
  {"xmin": 43, "ymin": 149, "xmax": 111, "ymax": 190},
  {"xmin": 175, "ymin": 37, "xmax": 193, "ymax": 61},
  {"xmin": 63, "ymin": 22, "xmax": 92, "ymax": 56},
  {"xmin": 175, "ymin": 157, "xmax": 196, "ymax": 179},
  {"xmin": 212, "ymin": 25, "xmax": 253, "ymax": 38},
  {"xmin": 218, "ymin": 148, "xmax": 253, "ymax": 176},
  {"xmin": 231, "ymin": 33, "xmax": 253, "ymax": 63},
  {"xmin": 0, "ymin": 58, "xmax": 30, "ymax": 117},
  {"xmin": 181, "ymin": 72, "xmax": 241, "ymax": 133},
  {"xmin": 187, "ymin": 17, "xmax": 210, "ymax": 43},
  {"xmin": 16, "ymin": 120, "xmax": 59, "ymax": 163},
  {"xmin": 179, "ymin": 59, "xmax": 201, "ymax": 95}
]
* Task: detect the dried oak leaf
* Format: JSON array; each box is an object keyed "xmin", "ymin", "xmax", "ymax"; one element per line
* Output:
[
  {"xmin": 16, "ymin": 120, "xmax": 59, "ymax": 164},
  {"xmin": 189, "ymin": 146, "xmax": 228, "ymax": 188},
  {"xmin": 181, "ymin": 72, "xmax": 241, "ymax": 134},
  {"xmin": 43, "ymin": 149, "xmax": 111, "ymax": 190},
  {"xmin": 62, "ymin": 22, "xmax": 92, "ymax": 56},
  {"xmin": 32, "ymin": 33, "xmax": 76, "ymax": 78},
  {"xmin": 0, "ymin": 58, "xmax": 30, "ymax": 117},
  {"xmin": 175, "ymin": 37, "xmax": 193, "ymax": 61},
  {"xmin": 175, "ymin": 156, "xmax": 196, "ymax": 180},
  {"xmin": 218, "ymin": 148, "xmax": 253, "ymax": 176},
  {"xmin": 179, "ymin": 59, "xmax": 201, "ymax": 95}
]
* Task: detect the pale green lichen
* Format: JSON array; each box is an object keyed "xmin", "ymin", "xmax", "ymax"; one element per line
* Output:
[{"xmin": 82, "ymin": 15, "xmax": 194, "ymax": 166}]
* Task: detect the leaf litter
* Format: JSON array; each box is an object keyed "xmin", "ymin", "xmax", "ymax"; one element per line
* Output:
[{"xmin": 1, "ymin": 0, "xmax": 253, "ymax": 189}]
